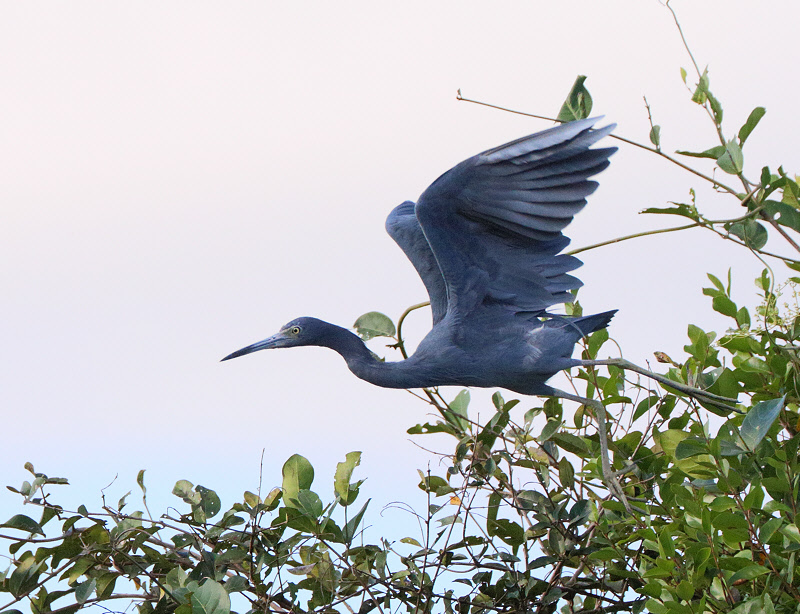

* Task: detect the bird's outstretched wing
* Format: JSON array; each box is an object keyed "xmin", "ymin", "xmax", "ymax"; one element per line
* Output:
[
  {"xmin": 413, "ymin": 117, "xmax": 616, "ymax": 317},
  {"xmin": 385, "ymin": 201, "xmax": 448, "ymax": 324}
]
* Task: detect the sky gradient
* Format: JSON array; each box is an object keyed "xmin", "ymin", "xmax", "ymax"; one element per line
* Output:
[{"xmin": 2, "ymin": 1, "xmax": 799, "ymax": 529}]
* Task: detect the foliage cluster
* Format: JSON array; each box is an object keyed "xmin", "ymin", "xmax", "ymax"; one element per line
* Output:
[{"xmin": 4, "ymin": 13, "xmax": 800, "ymax": 614}]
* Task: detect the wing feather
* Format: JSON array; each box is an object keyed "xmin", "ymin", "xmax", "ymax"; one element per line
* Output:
[
  {"xmin": 385, "ymin": 201, "xmax": 448, "ymax": 324},
  {"xmin": 413, "ymin": 118, "xmax": 615, "ymax": 315}
]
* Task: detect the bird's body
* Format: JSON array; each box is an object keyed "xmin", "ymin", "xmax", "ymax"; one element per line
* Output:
[
  {"xmin": 278, "ymin": 310, "xmax": 615, "ymax": 395},
  {"xmin": 223, "ymin": 118, "xmax": 618, "ymax": 395}
]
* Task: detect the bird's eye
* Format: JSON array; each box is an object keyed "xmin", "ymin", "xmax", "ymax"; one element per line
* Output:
[{"xmin": 290, "ymin": 326, "xmax": 301, "ymax": 335}]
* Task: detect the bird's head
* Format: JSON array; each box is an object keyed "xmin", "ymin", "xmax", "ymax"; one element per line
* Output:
[{"xmin": 221, "ymin": 317, "xmax": 329, "ymax": 362}]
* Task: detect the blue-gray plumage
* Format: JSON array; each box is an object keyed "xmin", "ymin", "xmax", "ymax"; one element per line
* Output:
[{"xmin": 223, "ymin": 118, "xmax": 619, "ymax": 397}]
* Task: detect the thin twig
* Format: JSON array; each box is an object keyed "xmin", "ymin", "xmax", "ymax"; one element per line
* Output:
[
  {"xmin": 395, "ymin": 301, "xmax": 430, "ymax": 360},
  {"xmin": 566, "ymin": 222, "xmax": 701, "ymax": 256},
  {"xmin": 665, "ymin": 0, "xmax": 700, "ymax": 78},
  {"xmin": 455, "ymin": 91, "xmax": 740, "ymax": 195}
]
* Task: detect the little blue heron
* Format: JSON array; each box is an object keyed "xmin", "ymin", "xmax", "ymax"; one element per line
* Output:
[
  {"xmin": 224, "ymin": 118, "xmax": 618, "ymax": 392},
  {"xmin": 223, "ymin": 118, "xmax": 735, "ymax": 508}
]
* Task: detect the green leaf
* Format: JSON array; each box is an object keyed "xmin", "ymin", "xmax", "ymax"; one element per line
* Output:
[
  {"xmin": 675, "ymin": 438, "xmax": 708, "ymax": 460},
  {"xmin": 295, "ymin": 489, "xmax": 323, "ymax": 518},
  {"xmin": 658, "ymin": 527, "xmax": 675, "ymax": 558},
  {"xmin": 761, "ymin": 166, "xmax": 773, "ymax": 191},
  {"xmin": 759, "ymin": 517, "xmax": 783, "ymax": 543},
  {"xmin": 735, "ymin": 307, "xmax": 751, "ymax": 328},
  {"xmin": 728, "ymin": 219, "xmax": 768, "ymax": 250},
  {"xmin": 191, "ymin": 580, "xmax": 231, "ymax": 614},
  {"xmin": 704, "ymin": 368, "xmax": 740, "ymax": 402},
  {"xmin": 287, "ymin": 563, "xmax": 316, "ymax": 576},
  {"xmin": 165, "ymin": 567, "xmax": 188, "ymax": 590},
  {"xmin": 243, "ymin": 491, "xmax": 260, "ymax": 508},
  {"xmin": 558, "ymin": 458, "xmax": 574, "ymax": 490},
  {"xmin": 633, "ymin": 395, "xmax": 659, "ymax": 422},
  {"xmin": 417, "ymin": 474, "xmax": 454, "ymax": 496},
  {"xmin": 640, "ymin": 203, "xmax": 699, "ymax": 220},
  {"xmin": 438, "ymin": 514, "xmax": 462, "ymax": 527},
  {"xmin": 691, "ymin": 69, "xmax": 709, "ymax": 104},
  {"xmin": 353, "ymin": 312, "xmax": 396, "ymax": 340},
  {"xmin": 649, "ymin": 125, "xmax": 661, "ymax": 149},
  {"xmin": 707, "ymin": 272, "xmax": 725, "ymax": 292},
  {"xmin": 223, "ymin": 576, "xmax": 248, "ymax": 594},
  {"xmin": 645, "ymin": 599, "xmax": 669, "ymax": 614},
  {"xmin": 282, "ymin": 454, "xmax": 314, "ymax": 508},
  {"xmin": 712, "ymin": 512, "xmax": 749, "ymax": 530},
  {"xmin": 557, "ymin": 75, "xmax": 593, "ymax": 122},
  {"xmin": 586, "ymin": 328, "xmax": 609, "ymax": 358},
  {"xmin": 196, "ymin": 486, "xmax": 221, "ymax": 519},
  {"xmin": 8, "ymin": 556, "xmax": 44, "ymax": 597},
  {"xmin": 568, "ymin": 499, "xmax": 591, "ymax": 525},
  {"xmin": 334, "ymin": 451, "xmax": 361, "ymax": 506},
  {"xmin": 75, "ymin": 578, "xmax": 96, "ymax": 604},
  {"xmin": 640, "ymin": 582, "xmax": 663, "ymax": 598},
  {"xmin": 728, "ymin": 564, "xmax": 769, "ymax": 584},
  {"xmin": 738, "ymin": 107, "xmax": 766, "ymax": 144},
  {"xmin": 717, "ymin": 139, "xmax": 744, "ymax": 175},
  {"xmin": 66, "ymin": 558, "xmax": 94, "ymax": 585},
  {"xmin": 478, "ymin": 407, "xmax": 509, "ymax": 448},
  {"xmin": 263, "ymin": 487, "xmax": 281, "ymax": 511},
  {"xmin": 782, "ymin": 523, "xmax": 800, "ymax": 544},
  {"xmin": 684, "ymin": 323, "xmax": 712, "ymax": 361},
  {"xmin": 676, "ymin": 145, "xmax": 726, "ymax": 160},
  {"xmin": 173, "ymin": 480, "xmax": 198, "ymax": 503},
  {"xmin": 407, "ymin": 422, "xmax": 458, "ymax": 436},
  {"xmin": 491, "ymin": 391, "xmax": 504, "ymax": 410},
  {"xmin": 117, "ymin": 490, "xmax": 130, "ymax": 511},
  {"xmin": 712, "ymin": 295, "xmax": 738, "ymax": 318},
  {"xmin": 445, "ymin": 389, "xmax": 470, "ymax": 431},
  {"xmin": 783, "ymin": 178, "xmax": 800, "ymax": 207},
  {"xmin": 0, "ymin": 514, "xmax": 45, "ymax": 535},
  {"xmin": 588, "ymin": 548, "xmax": 618, "ymax": 561},
  {"xmin": 742, "ymin": 481, "xmax": 764, "ymax": 511},
  {"xmin": 486, "ymin": 491, "xmax": 501, "ymax": 538},
  {"xmin": 656, "ymin": 429, "xmax": 690, "ymax": 460},
  {"xmin": 488, "ymin": 519, "xmax": 524, "ymax": 547},
  {"xmin": 551, "ymin": 432, "xmax": 590, "ymax": 456},
  {"xmin": 538, "ymin": 418, "xmax": 561, "ymax": 442},
  {"xmin": 707, "ymin": 90, "xmax": 723, "ymax": 124},
  {"xmin": 343, "ymin": 499, "xmax": 370, "ymax": 543},
  {"xmin": 676, "ymin": 580, "xmax": 694, "ymax": 601},
  {"xmin": 765, "ymin": 200, "xmax": 800, "ymax": 233},
  {"xmin": 739, "ymin": 397, "xmax": 784, "ymax": 451}
]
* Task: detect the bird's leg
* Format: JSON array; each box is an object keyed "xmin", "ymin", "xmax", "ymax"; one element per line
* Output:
[
  {"xmin": 548, "ymin": 388, "xmax": 631, "ymax": 513},
  {"xmin": 579, "ymin": 358, "xmax": 738, "ymax": 410}
]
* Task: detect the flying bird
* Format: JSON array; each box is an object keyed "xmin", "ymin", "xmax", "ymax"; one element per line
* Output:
[
  {"xmin": 223, "ymin": 117, "xmax": 742, "ymax": 510},
  {"xmin": 223, "ymin": 117, "xmax": 618, "ymax": 396}
]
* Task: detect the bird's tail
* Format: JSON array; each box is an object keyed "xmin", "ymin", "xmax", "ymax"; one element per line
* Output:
[{"xmin": 572, "ymin": 310, "xmax": 617, "ymax": 337}]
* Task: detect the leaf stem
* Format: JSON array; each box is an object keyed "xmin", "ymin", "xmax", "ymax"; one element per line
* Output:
[{"xmin": 395, "ymin": 301, "xmax": 430, "ymax": 360}]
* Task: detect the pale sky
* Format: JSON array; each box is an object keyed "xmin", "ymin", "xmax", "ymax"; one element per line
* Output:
[{"xmin": 2, "ymin": 2, "xmax": 798, "ymax": 530}]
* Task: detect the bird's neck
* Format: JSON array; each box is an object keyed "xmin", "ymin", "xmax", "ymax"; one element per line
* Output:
[{"xmin": 320, "ymin": 324, "xmax": 431, "ymax": 389}]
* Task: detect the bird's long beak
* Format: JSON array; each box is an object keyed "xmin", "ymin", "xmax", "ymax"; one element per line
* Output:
[{"xmin": 221, "ymin": 332, "xmax": 291, "ymax": 362}]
